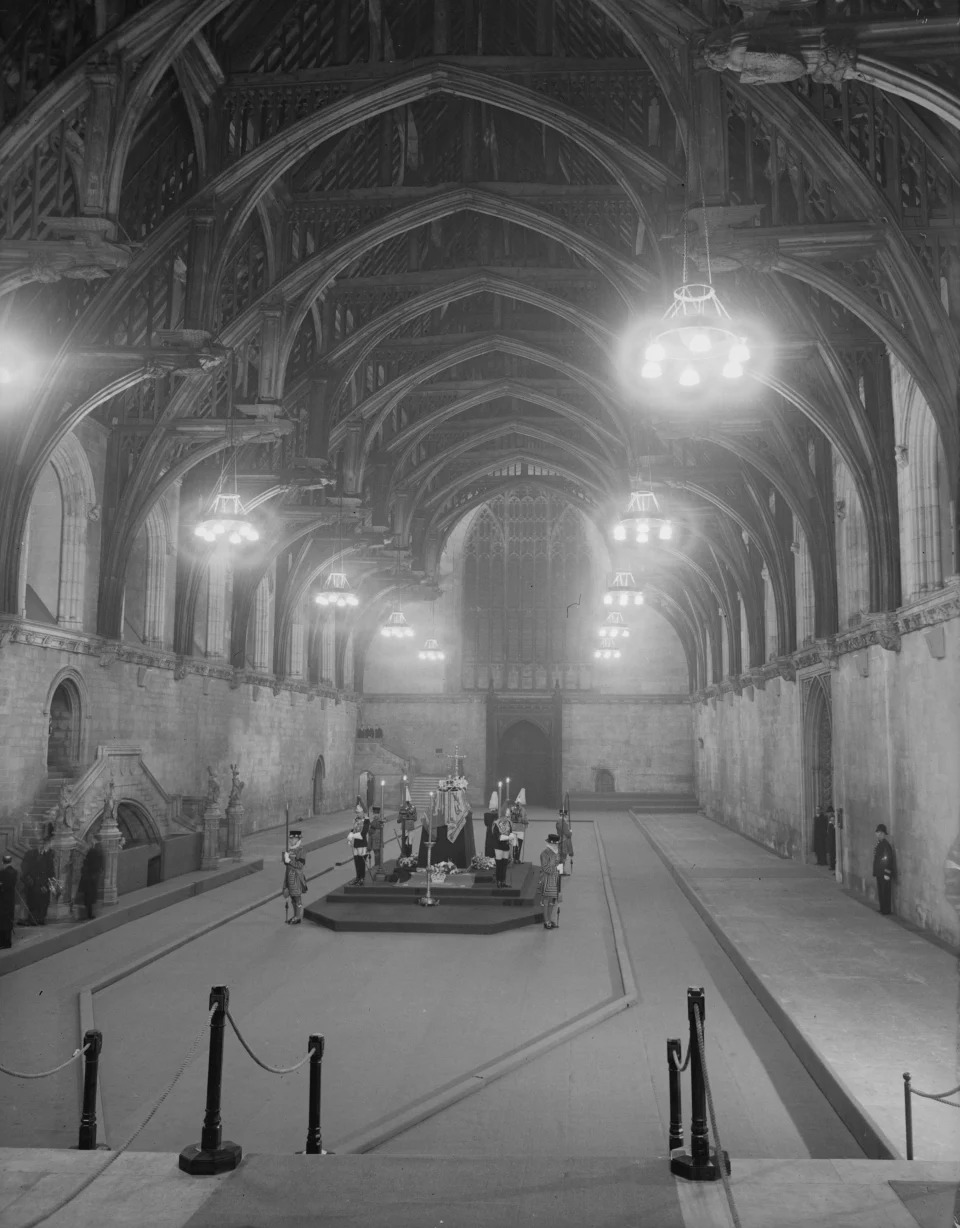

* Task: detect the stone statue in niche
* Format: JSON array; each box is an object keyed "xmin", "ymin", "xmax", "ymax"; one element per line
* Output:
[
  {"xmin": 228, "ymin": 764, "xmax": 245, "ymax": 807},
  {"xmin": 54, "ymin": 782, "xmax": 75, "ymax": 831},
  {"xmin": 205, "ymin": 766, "xmax": 221, "ymax": 809}
]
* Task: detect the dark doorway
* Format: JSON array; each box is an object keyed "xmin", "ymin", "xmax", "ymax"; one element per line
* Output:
[
  {"xmin": 47, "ymin": 680, "xmax": 80, "ymax": 769},
  {"xmin": 596, "ymin": 768, "xmax": 615, "ymax": 793},
  {"xmin": 498, "ymin": 720, "xmax": 552, "ymax": 806},
  {"xmin": 313, "ymin": 755, "xmax": 326, "ymax": 814}
]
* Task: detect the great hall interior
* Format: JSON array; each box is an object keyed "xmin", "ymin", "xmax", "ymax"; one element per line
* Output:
[{"xmin": 1, "ymin": 1, "xmax": 959, "ymax": 1225}]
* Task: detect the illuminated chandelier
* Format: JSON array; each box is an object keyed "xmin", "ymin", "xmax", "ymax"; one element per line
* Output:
[
  {"xmin": 418, "ymin": 598, "xmax": 445, "ymax": 660},
  {"xmin": 194, "ymin": 362, "xmax": 259, "ymax": 546},
  {"xmin": 637, "ymin": 284, "xmax": 750, "ymax": 387},
  {"xmin": 603, "ymin": 571, "xmax": 645, "ymax": 607},
  {"xmin": 194, "ymin": 491, "xmax": 259, "ymax": 545},
  {"xmin": 315, "ymin": 500, "xmax": 359, "ymax": 608},
  {"xmin": 613, "ymin": 488, "xmax": 672, "ymax": 544},
  {"xmin": 598, "ymin": 611, "xmax": 630, "ymax": 639},
  {"xmin": 594, "ymin": 637, "xmax": 621, "ymax": 661},
  {"xmin": 381, "ymin": 607, "xmax": 414, "ymax": 638}
]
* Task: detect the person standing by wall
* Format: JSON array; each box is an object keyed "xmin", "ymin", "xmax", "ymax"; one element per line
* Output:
[
  {"xmin": 873, "ymin": 824, "xmax": 896, "ymax": 915},
  {"xmin": 812, "ymin": 808, "xmax": 828, "ymax": 866},
  {"xmin": 77, "ymin": 836, "xmax": 104, "ymax": 921},
  {"xmin": 282, "ymin": 829, "xmax": 307, "ymax": 924},
  {"xmin": 538, "ymin": 833, "xmax": 562, "ymax": 929},
  {"xmin": 0, "ymin": 853, "xmax": 17, "ymax": 948},
  {"xmin": 493, "ymin": 810, "xmax": 513, "ymax": 889},
  {"xmin": 825, "ymin": 806, "xmax": 837, "ymax": 872}
]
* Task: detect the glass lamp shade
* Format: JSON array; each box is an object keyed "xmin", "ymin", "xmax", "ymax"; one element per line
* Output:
[
  {"xmin": 604, "ymin": 571, "xmax": 644, "ymax": 608},
  {"xmin": 381, "ymin": 610, "xmax": 414, "ymax": 638},
  {"xmin": 315, "ymin": 572, "xmax": 359, "ymax": 608},
  {"xmin": 194, "ymin": 493, "xmax": 259, "ymax": 545},
  {"xmin": 418, "ymin": 638, "xmax": 445, "ymax": 661},
  {"xmin": 598, "ymin": 612, "xmax": 630, "ymax": 638},
  {"xmin": 594, "ymin": 637, "xmax": 621, "ymax": 661}
]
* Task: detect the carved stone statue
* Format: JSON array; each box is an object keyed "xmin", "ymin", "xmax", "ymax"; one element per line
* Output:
[
  {"xmin": 101, "ymin": 778, "xmax": 118, "ymax": 830},
  {"xmin": 205, "ymin": 766, "xmax": 221, "ymax": 808},
  {"xmin": 55, "ymin": 782, "xmax": 75, "ymax": 831},
  {"xmin": 228, "ymin": 763, "xmax": 245, "ymax": 808},
  {"xmin": 701, "ymin": 28, "xmax": 857, "ymax": 87}
]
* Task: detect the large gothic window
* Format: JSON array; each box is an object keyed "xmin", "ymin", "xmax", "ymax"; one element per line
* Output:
[{"xmin": 461, "ymin": 490, "xmax": 590, "ymax": 691}]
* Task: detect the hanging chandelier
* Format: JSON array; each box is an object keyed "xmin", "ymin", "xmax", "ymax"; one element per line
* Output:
[
  {"xmin": 315, "ymin": 571, "xmax": 359, "ymax": 608},
  {"xmin": 418, "ymin": 637, "xmax": 445, "ymax": 661},
  {"xmin": 603, "ymin": 571, "xmax": 645, "ymax": 607},
  {"xmin": 194, "ymin": 355, "xmax": 259, "ymax": 546},
  {"xmin": 381, "ymin": 608, "xmax": 414, "ymax": 638},
  {"xmin": 597, "ymin": 611, "xmax": 630, "ymax": 639},
  {"xmin": 594, "ymin": 637, "xmax": 621, "ymax": 661},
  {"xmin": 613, "ymin": 488, "xmax": 672, "ymax": 543},
  {"xmin": 194, "ymin": 491, "xmax": 259, "ymax": 544},
  {"xmin": 315, "ymin": 500, "xmax": 359, "ymax": 608},
  {"xmin": 635, "ymin": 284, "xmax": 751, "ymax": 387}
]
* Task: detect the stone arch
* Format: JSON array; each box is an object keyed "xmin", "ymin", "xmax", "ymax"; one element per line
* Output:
[
  {"xmin": 801, "ymin": 673, "xmax": 833, "ymax": 868},
  {"xmin": 595, "ymin": 767, "xmax": 616, "ymax": 793},
  {"xmin": 20, "ymin": 432, "xmax": 96, "ymax": 629},
  {"xmin": 498, "ymin": 719, "xmax": 554, "ymax": 807},
  {"xmin": 44, "ymin": 669, "xmax": 88, "ymax": 770},
  {"xmin": 833, "ymin": 457, "xmax": 870, "ymax": 627},
  {"xmin": 312, "ymin": 755, "xmax": 326, "ymax": 816},
  {"xmin": 891, "ymin": 354, "xmax": 949, "ymax": 600}
]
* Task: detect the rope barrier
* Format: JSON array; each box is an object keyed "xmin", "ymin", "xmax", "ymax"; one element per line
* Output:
[
  {"xmin": 668, "ymin": 1039, "xmax": 692, "ymax": 1074},
  {"xmin": 0, "ymin": 1043, "xmax": 89, "ymax": 1079},
  {"xmin": 18, "ymin": 1003, "xmax": 217, "ymax": 1228},
  {"xmin": 225, "ymin": 1008, "xmax": 312, "ymax": 1075},
  {"xmin": 909, "ymin": 1081, "xmax": 960, "ymax": 1107},
  {"xmin": 693, "ymin": 1004, "xmax": 742, "ymax": 1228}
]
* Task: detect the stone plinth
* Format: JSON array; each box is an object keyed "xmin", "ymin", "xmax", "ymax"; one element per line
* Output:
[
  {"xmin": 225, "ymin": 803, "xmax": 243, "ymax": 861},
  {"xmin": 46, "ymin": 830, "xmax": 78, "ymax": 922},
  {"xmin": 202, "ymin": 805, "xmax": 224, "ymax": 870}
]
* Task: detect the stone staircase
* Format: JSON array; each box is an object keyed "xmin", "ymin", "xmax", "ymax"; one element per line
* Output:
[{"xmin": 0, "ymin": 767, "xmax": 80, "ymax": 861}]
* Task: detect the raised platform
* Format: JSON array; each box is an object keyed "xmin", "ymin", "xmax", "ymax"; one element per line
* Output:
[
  {"xmin": 304, "ymin": 861, "xmax": 545, "ymax": 933},
  {"xmin": 567, "ymin": 792, "xmax": 698, "ymax": 812}
]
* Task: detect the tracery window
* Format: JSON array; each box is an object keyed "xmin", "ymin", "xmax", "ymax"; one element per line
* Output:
[{"xmin": 461, "ymin": 490, "xmax": 590, "ymax": 690}]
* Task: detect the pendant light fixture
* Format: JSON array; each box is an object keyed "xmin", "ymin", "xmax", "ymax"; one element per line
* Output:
[
  {"xmin": 613, "ymin": 487, "xmax": 672, "ymax": 544},
  {"xmin": 419, "ymin": 596, "xmax": 445, "ymax": 661},
  {"xmin": 603, "ymin": 571, "xmax": 645, "ymax": 607},
  {"xmin": 379, "ymin": 536, "xmax": 413, "ymax": 638},
  {"xmin": 315, "ymin": 499, "xmax": 359, "ymax": 608},
  {"xmin": 594, "ymin": 637, "xmax": 621, "ymax": 662},
  {"xmin": 194, "ymin": 357, "xmax": 259, "ymax": 546}
]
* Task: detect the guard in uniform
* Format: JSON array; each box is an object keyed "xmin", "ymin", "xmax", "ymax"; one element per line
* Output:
[
  {"xmin": 493, "ymin": 811, "xmax": 513, "ymax": 888},
  {"xmin": 510, "ymin": 788, "xmax": 529, "ymax": 863},
  {"xmin": 538, "ymin": 833, "xmax": 562, "ymax": 929},
  {"xmin": 348, "ymin": 808, "xmax": 371, "ymax": 885},
  {"xmin": 0, "ymin": 853, "xmax": 17, "ymax": 948},
  {"xmin": 281, "ymin": 829, "xmax": 307, "ymax": 924}
]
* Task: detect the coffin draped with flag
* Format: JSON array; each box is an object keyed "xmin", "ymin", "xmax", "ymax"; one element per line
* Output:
[{"xmin": 417, "ymin": 774, "xmax": 476, "ymax": 868}]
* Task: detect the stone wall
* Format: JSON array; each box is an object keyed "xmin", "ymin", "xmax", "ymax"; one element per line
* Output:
[
  {"xmin": 0, "ymin": 636, "xmax": 359, "ymax": 837},
  {"xmin": 694, "ymin": 614, "xmax": 960, "ymax": 947},
  {"xmin": 563, "ymin": 696, "xmax": 694, "ymax": 794},
  {"xmin": 358, "ymin": 695, "xmax": 487, "ymax": 784}
]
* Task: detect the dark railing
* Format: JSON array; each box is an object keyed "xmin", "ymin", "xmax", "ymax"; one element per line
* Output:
[{"xmin": 902, "ymin": 1070, "xmax": 960, "ymax": 1160}]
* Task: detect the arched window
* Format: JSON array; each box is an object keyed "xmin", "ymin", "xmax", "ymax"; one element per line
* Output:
[{"xmin": 595, "ymin": 768, "xmax": 615, "ymax": 793}]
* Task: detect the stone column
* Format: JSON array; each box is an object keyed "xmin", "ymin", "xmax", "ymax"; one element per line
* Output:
[
  {"xmin": 99, "ymin": 809, "xmax": 122, "ymax": 908},
  {"xmin": 47, "ymin": 828, "xmax": 79, "ymax": 922},
  {"xmin": 201, "ymin": 803, "xmax": 223, "ymax": 870},
  {"xmin": 225, "ymin": 803, "xmax": 244, "ymax": 861}
]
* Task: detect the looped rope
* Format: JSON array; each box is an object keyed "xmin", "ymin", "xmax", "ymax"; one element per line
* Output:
[
  {"xmin": 225, "ymin": 1008, "xmax": 312, "ymax": 1074},
  {"xmin": 19, "ymin": 1002, "xmax": 217, "ymax": 1228},
  {"xmin": 693, "ymin": 1003, "xmax": 742, "ymax": 1228},
  {"xmin": 909, "ymin": 1080, "xmax": 960, "ymax": 1108},
  {"xmin": 668, "ymin": 1039, "xmax": 692, "ymax": 1074},
  {"xmin": 0, "ymin": 1043, "xmax": 89, "ymax": 1080}
]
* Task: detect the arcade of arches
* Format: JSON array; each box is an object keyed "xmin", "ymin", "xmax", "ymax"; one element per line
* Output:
[{"xmin": 1, "ymin": 0, "xmax": 959, "ymax": 947}]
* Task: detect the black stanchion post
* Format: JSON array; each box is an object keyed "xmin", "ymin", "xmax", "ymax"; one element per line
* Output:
[
  {"xmin": 903, "ymin": 1072, "xmax": 913, "ymax": 1161},
  {"xmin": 667, "ymin": 1038, "xmax": 683, "ymax": 1152},
  {"xmin": 305, "ymin": 1034, "xmax": 325, "ymax": 1155},
  {"xmin": 77, "ymin": 1029, "xmax": 102, "ymax": 1150},
  {"xmin": 179, "ymin": 986, "xmax": 243, "ymax": 1175},
  {"xmin": 670, "ymin": 988, "xmax": 729, "ymax": 1181}
]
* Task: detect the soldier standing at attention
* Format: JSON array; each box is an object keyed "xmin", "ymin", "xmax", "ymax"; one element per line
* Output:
[
  {"xmin": 282, "ymin": 829, "xmax": 307, "ymax": 924},
  {"xmin": 0, "ymin": 853, "xmax": 17, "ymax": 948}
]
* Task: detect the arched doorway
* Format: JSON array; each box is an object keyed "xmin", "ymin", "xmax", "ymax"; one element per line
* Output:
[
  {"xmin": 595, "ymin": 768, "xmax": 615, "ymax": 793},
  {"xmin": 47, "ymin": 679, "xmax": 81, "ymax": 770},
  {"xmin": 313, "ymin": 755, "xmax": 326, "ymax": 814},
  {"xmin": 87, "ymin": 800, "xmax": 162, "ymax": 895},
  {"xmin": 802, "ymin": 675, "xmax": 834, "ymax": 866},
  {"xmin": 498, "ymin": 720, "xmax": 552, "ymax": 806}
]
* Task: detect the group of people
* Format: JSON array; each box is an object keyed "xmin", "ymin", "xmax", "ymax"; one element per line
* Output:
[
  {"xmin": 812, "ymin": 806, "xmax": 839, "ymax": 870},
  {"xmin": 0, "ymin": 833, "xmax": 105, "ymax": 947},
  {"xmin": 481, "ymin": 795, "xmax": 574, "ymax": 929},
  {"xmin": 814, "ymin": 804, "xmax": 897, "ymax": 915}
]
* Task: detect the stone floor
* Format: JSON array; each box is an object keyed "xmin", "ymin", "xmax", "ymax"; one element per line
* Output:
[{"xmin": 1, "ymin": 806, "xmax": 958, "ymax": 1228}]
